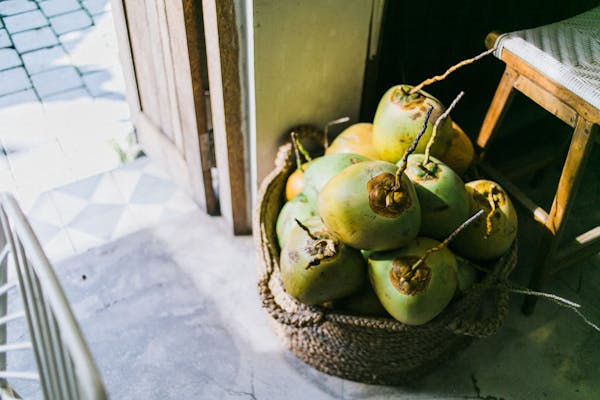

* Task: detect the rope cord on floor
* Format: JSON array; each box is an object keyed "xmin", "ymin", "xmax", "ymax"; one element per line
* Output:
[{"xmin": 505, "ymin": 284, "xmax": 600, "ymax": 332}]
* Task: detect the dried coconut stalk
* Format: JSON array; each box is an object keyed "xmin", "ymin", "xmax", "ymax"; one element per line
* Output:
[{"xmin": 411, "ymin": 48, "xmax": 495, "ymax": 94}]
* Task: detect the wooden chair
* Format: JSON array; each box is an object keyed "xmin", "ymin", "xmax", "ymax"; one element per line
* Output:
[{"xmin": 476, "ymin": 6, "xmax": 600, "ymax": 314}]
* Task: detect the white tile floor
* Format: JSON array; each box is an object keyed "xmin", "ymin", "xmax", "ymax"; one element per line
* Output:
[{"xmin": 25, "ymin": 157, "xmax": 199, "ymax": 261}]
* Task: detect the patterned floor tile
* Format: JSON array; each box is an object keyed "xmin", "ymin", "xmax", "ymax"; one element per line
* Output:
[
  {"xmin": 111, "ymin": 206, "xmax": 142, "ymax": 238},
  {"xmin": 110, "ymin": 167, "xmax": 142, "ymax": 202},
  {"xmin": 163, "ymin": 191, "xmax": 198, "ymax": 215},
  {"xmin": 129, "ymin": 174, "xmax": 177, "ymax": 204},
  {"xmin": 18, "ymin": 156, "xmax": 201, "ymax": 260},
  {"xmin": 68, "ymin": 203, "xmax": 126, "ymax": 240},
  {"xmin": 88, "ymin": 173, "xmax": 124, "ymax": 204},
  {"xmin": 55, "ymin": 173, "xmax": 102, "ymax": 199},
  {"xmin": 49, "ymin": 189, "xmax": 91, "ymax": 226},
  {"xmin": 27, "ymin": 217, "xmax": 61, "ymax": 244},
  {"xmin": 65, "ymin": 227, "xmax": 105, "ymax": 253},
  {"xmin": 26, "ymin": 191, "xmax": 61, "ymax": 225},
  {"xmin": 41, "ymin": 228, "xmax": 76, "ymax": 261},
  {"xmin": 126, "ymin": 203, "xmax": 167, "ymax": 228}
]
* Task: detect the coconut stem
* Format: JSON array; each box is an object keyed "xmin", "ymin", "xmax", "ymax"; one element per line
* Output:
[
  {"xmin": 410, "ymin": 209, "xmax": 485, "ymax": 271},
  {"xmin": 295, "ymin": 218, "xmax": 318, "ymax": 240},
  {"xmin": 410, "ymin": 48, "xmax": 495, "ymax": 94},
  {"xmin": 423, "ymin": 91, "xmax": 465, "ymax": 164},
  {"xmin": 324, "ymin": 116, "xmax": 350, "ymax": 150},
  {"xmin": 291, "ymin": 131, "xmax": 302, "ymax": 171},
  {"xmin": 291, "ymin": 131, "xmax": 311, "ymax": 172},
  {"xmin": 395, "ymin": 105, "xmax": 434, "ymax": 188}
]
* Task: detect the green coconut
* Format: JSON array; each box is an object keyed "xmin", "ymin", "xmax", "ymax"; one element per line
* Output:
[
  {"xmin": 368, "ymin": 237, "xmax": 458, "ymax": 325},
  {"xmin": 279, "ymin": 218, "xmax": 366, "ymax": 306},
  {"xmin": 302, "ymin": 153, "xmax": 369, "ymax": 206},
  {"xmin": 404, "ymin": 154, "xmax": 469, "ymax": 239},
  {"xmin": 450, "ymin": 180, "xmax": 517, "ymax": 260},
  {"xmin": 275, "ymin": 193, "xmax": 318, "ymax": 248},
  {"xmin": 334, "ymin": 281, "xmax": 389, "ymax": 317},
  {"xmin": 455, "ymin": 255, "xmax": 478, "ymax": 293},
  {"xmin": 318, "ymin": 160, "xmax": 421, "ymax": 251},
  {"xmin": 373, "ymin": 85, "xmax": 453, "ymax": 163}
]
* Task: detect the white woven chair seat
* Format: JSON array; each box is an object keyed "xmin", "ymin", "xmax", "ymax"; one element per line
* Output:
[{"xmin": 494, "ymin": 6, "xmax": 600, "ymax": 110}]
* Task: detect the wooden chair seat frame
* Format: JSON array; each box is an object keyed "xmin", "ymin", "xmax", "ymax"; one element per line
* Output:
[{"xmin": 477, "ymin": 46, "xmax": 600, "ymax": 314}]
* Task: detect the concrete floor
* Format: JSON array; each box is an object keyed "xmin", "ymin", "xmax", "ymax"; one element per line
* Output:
[
  {"xmin": 8, "ymin": 190, "xmax": 600, "ymax": 399},
  {"xmin": 3, "ymin": 101, "xmax": 600, "ymax": 398}
]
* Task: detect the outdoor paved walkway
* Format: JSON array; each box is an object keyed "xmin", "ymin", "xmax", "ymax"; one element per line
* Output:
[
  {"xmin": 0, "ymin": 0, "xmax": 136, "ymax": 212},
  {"xmin": 0, "ymin": 0, "xmax": 168, "ymax": 261}
]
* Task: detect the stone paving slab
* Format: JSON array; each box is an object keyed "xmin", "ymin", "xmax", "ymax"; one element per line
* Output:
[
  {"xmin": 83, "ymin": 0, "xmax": 109, "ymax": 16},
  {"xmin": 30, "ymin": 65, "xmax": 83, "ymax": 97},
  {"xmin": 0, "ymin": 47, "xmax": 22, "ymax": 70},
  {"xmin": 39, "ymin": 0, "xmax": 82, "ymax": 17},
  {"xmin": 0, "ymin": 0, "xmax": 37, "ymax": 17},
  {"xmin": 0, "ymin": 66, "xmax": 31, "ymax": 96},
  {"xmin": 3, "ymin": 9, "xmax": 48, "ymax": 34},
  {"xmin": 50, "ymin": 8, "xmax": 92, "ymax": 35},
  {"xmin": 42, "ymin": 86, "xmax": 90, "ymax": 101},
  {"xmin": 21, "ymin": 45, "xmax": 70, "ymax": 74},
  {"xmin": 11, "ymin": 26, "xmax": 59, "ymax": 53},
  {"xmin": 0, "ymin": 28, "xmax": 11, "ymax": 47},
  {"xmin": 0, "ymin": 88, "xmax": 37, "ymax": 107}
]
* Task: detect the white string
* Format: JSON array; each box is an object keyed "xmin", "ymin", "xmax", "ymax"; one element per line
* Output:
[{"xmin": 506, "ymin": 285, "xmax": 600, "ymax": 332}]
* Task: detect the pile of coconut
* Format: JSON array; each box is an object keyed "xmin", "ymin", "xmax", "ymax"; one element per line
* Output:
[{"xmin": 275, "ymin": 74, "xmax": 517, "ymax": 325}]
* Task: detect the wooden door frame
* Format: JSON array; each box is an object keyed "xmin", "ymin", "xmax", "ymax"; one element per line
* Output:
[
  {"xmin": 111, "ymin": 0, "xmax": 220, "ymax": 216},
  {"xmin": 112, "ymin": 0, "xmax": 251, "ymax": 234},
  {"xmin": 202, "ymin": 0, "xmax": 251, "ymax": 234}
]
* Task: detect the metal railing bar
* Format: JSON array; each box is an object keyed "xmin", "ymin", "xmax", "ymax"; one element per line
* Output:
[
  {"xmin": 45, "ymin": 303, "xmax": 72, "ymax": 399},
  {"xmin": 0, "ymin": 244, "xmax": 8, "ymax": 265},
  {"xmin": 0, "ymin": 311, "xmax": 25, "ymax": 326},
  {"xmin": 32, "ymin": 268, "xmax": 65, "ymax": 399},
  {"xmin": 21, "ymin": 255, "xmax": 60, "ymax": 400},
  {"xmin": 0, "ymin": 214, "xmax": 7, "ymax": 384},
  {"xmin": 13, "ymin": 238, "xmax": 51, "ymax": 400},
  {"xmin": 53, "ymin": 312, "xmax": 78, "ymax": 400},
  {"xmin": 0, "ymin": 371, "xmax": 39, "ymax": 380},
  {"xmin": 0, "ymin": 210, "xmax": 12, "ymax": 387},
  {"xmin": 0, "ymin": 280, "xmax": 18, "ymax": 297},
  {"xmin": 65, "ymin": 351, "xmax": 79, "ymax": 399},
  {"xmin": 0, "ymin": 342, "xmax": 32, "ymax": 352}
]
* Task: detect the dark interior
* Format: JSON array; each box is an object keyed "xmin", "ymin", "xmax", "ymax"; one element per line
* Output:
[{"xmin": 362, "ymin": 0, "xmax": 598, "ymax": 135}]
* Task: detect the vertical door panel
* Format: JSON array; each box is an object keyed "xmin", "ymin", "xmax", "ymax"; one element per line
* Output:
[{"xmin": 111, "ymin": 0, "xmax": 219, "ymax": 215}]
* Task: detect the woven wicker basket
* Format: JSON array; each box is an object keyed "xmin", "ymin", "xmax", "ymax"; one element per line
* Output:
[{"xmin": 254, "ymin": 140, "xmax": 518, "ymax": 385}]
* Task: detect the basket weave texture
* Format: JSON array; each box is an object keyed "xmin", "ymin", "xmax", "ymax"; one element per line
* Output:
[{"xmin": 254, "ymin": 141, "xmax": 518, "ymax": 385}]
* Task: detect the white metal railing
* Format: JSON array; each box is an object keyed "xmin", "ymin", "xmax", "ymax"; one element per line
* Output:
[{"xmin": 0, "ymin": 193, "xmax": 107, "ymax": 400}]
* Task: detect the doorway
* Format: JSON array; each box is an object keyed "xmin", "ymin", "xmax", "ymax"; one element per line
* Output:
[{"xmin": 0, "ymin": 0, "xmax": 199, "ymax": 260}]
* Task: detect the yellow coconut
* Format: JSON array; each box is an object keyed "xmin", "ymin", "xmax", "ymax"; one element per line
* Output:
[
  {"xmin": 326, "ymin": 123, "xmax": 379, "ymax": 160},
  {"xmin": 436, "ymin": 121, "xmax": 475, "ymax": 177}
]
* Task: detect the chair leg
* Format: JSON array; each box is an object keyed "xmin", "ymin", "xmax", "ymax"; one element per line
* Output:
[
  {"xmin": 476, "ymin": 67, "xmax": 519, "ymax": 158},
  {"xmin": 522, "ymin": 119, "xmax": 597, "ymax": 314}
]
